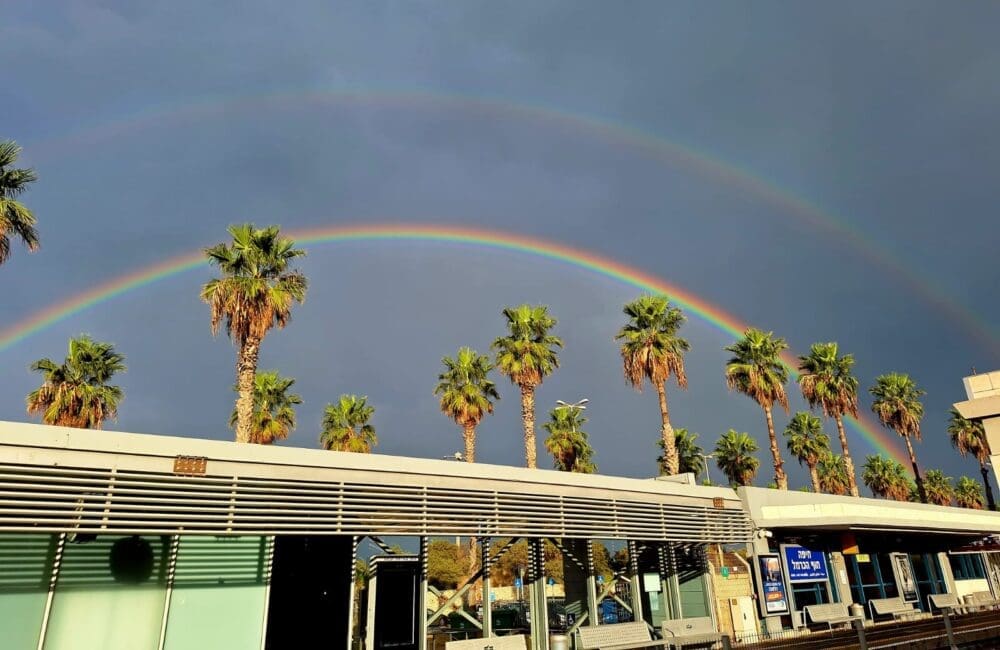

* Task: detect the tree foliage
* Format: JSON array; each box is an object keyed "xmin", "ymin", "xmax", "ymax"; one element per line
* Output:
[
  {"xmin": 817, "ymin": 453, "xmax": 851, "ymax": 495},
  {"xmin": 922, "ymin": 469, "xmax": 954, "ymax": 506},
  {"xmin": 955, "ymin": 476, "xmax": 985, "ymax": 510},
  {"xmin": 435, "ymin": 347, "xmax": 499, "ymax": 463},
  {"xmin": 659, "ymin": 429, "xmax": 704, "ymax": 477},
  {"xmin": 26, "ymin": 336, "xmax": 126, "ymax": 429},
  {"xmin": 228, "ymin": 370, "xmax": 301, "ymax": 444},
  {"xmin": 784, "ymin": 412, "xmax": 830, "ymax": 492},
  {"xmin": 544, "ymin": 404, "xmax": 596, "ymax": 473},
  {"xmin": 861, "ymin": 454, "xmax": 911, "ymax": 501},
  {"xmin": 320, "ymin": 394, "xmax": 377, "ymax": 453},
  {"xmin": 0, "ymin": 140, "xmax": 39, "ymax": 265},
  {"xmin": 714, "ymin": 430, "xmax": 760, "ymax": 487}
]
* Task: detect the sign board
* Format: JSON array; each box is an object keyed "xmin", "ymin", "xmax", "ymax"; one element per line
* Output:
[
  {"xmin": 782, "ymin": 545, "xmax": 829, "ymax": 583},
  {"xmin": 642, "ymin": 572, "xmax": 661, "ymax": 592},
  {"xmin": 856, "ymin": 554, "xmax": 871, "ymax": 563},
  {"xmin": 753, "ymin": 553, "xmax": 789, "ymax": 616},
  {"xmin": 890, "ymin": 553, "xmax": 918, "ymax": 602},
  {"xmin": 596, "ymin": 575, "xmax": 604, "ymax": 584},
  {"xmin": 514, "ymin": 577, "xmax": 522, "ymax": 588},
  {"xmin": 721, "ymin": 566, "xmax": 730, "ymax": 579}
]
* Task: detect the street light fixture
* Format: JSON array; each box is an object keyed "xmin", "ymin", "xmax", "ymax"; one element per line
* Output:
[{"xmin": 696, "ymin": 452, "xmax": 715, "ymax": 486}]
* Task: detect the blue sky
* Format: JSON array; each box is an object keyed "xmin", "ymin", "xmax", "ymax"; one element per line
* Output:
[{"xmin": 3, "ymin": 1, "xmax": 999, "ymax": 491}]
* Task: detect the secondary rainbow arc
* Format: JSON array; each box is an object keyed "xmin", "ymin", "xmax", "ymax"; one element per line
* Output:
[{"xmin": 0, "ymin": 223, "xmax": 909, "ymax": 465}]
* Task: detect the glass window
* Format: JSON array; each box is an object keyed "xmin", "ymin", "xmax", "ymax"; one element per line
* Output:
[
  {"xmin": 949, "ymin": 554, "xmax": 987, "ymax": 580},
  {"xmin": 0, "ymin": 534, "xmax": 56, "ymax": 650}
]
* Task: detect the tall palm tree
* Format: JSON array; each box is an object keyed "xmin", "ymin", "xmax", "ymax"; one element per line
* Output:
[
  {"xmin": 320, "ymin": 395, "xmax": 377, "ymax": 453},
  {"xmin": 861, "ymin": 454, "xmax": 911, "ymax": 501},
  {"xmin": 725, "ymin": 329, "xmax": 790, "ymax": 489},
  {"xmin": 817, "ymin": 452, "xmax": 851, "ymax": 496},
  {"xmin": 870, "ymin": 373, "xmax": 926, "ymax": 503},
  {"xmin": 201, "ymin": 224, "xmax": 307, "ymax": 443},
  {"xmin": 26, "ymin": 336, "xmax": 126, "ymax": 429},
  {"xmin": 948, "ymin": 408, "xmax": 995, "ymax": 510},
  {"xmin": 784, "ymin": 412, "xmax": 831, "ymax": 493},
  {"xmin": 798, "ymin": 342, "xmax": 861, "ymax": 497},
  {"xmin": 714, "ymin": 430, "xmax": 760, "ymax": 487},
  {"xmin": 434, "ymin": 347, "xmax": 500, "ymax": 463},
  {"xmin": 615, "ymin": 295, "xmax": 690, "ymax": 475},
  {"xmin": 0, "ymin": 140, "xmax": 39, "ymax": 266},
  {"xmin": 492, "ymin": 305, "xmax": 563, "ymax": 469},
  {"xmin": 543, "ymin": 404, "xmax": 596, "ymax": 473},
  {"xmin": 228, "ymin": 370, "xmax": 301, "ymax": 444},
  {"xmin": 659, "ymin": 429, "xmax": 704, "ymax": 478},
  {"xmin": 923, "ymin": 470, "xmax": 954, "ymax": 506},
  {"xmin": 955, "ymin": 476, "xmax": 985, "ymax": 510}
]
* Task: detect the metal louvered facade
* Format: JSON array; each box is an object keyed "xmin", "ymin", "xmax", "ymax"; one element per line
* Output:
[{"xmin": 0, "ymin": 421, "xmax": 752, "ymax": 543}]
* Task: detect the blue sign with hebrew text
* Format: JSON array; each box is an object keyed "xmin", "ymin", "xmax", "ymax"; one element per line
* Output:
[{"xmin": 782, "ymin": 545, "xmax": 828, "ymax": 583}]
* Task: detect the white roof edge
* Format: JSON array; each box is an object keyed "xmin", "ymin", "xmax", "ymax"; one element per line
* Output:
[{"xmin": 0, "ymin": 420, "xmax": 741, "ymax": 502}]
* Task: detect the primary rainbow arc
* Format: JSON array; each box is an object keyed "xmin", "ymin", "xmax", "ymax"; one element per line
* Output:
[{"xmin": 0, "ymin": 222, "xmax": 909, "ymax": 465}]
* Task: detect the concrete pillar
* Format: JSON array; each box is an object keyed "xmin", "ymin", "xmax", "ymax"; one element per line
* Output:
[
  {"xmin": 418, "ymin": 537, "xmax": 428, "ymax": 650},
  {"xmin": 528, "ymin": 539, "xmax": 549, "ymax": 650},
  {"xmin": 829, "ymin": 552, "xmax": 854, "ymax": 604},
  {"xmin": 560, "ymin": 539, "xmax": 590, "ymax": 627},
  {"xmin": 482, "ymin": 537, "xmax": 493, "ymax": 637},
  {"xmin": 627, "ymin": 541, "xmax": 645, "ymax": 624},
  {"xmin": 937, "ymin": 552, "xmax": 958, "ymax": 594}
]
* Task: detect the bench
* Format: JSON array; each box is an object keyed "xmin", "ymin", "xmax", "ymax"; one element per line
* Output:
[
  {"xmin": 662, "ymin": 617, "xmax": 726, "ymax": 648},
  {"xmin": 802, "ymin": 603, "xmax": 861, "ymax": 630},
  {"xmin": 962, "ymin": 591, "xmax": 1000, "ymax": 611},
  {"xmin": 445, "ymin": 635, "xmax": 528, "ymax": 650},
  {"xmin": 869, "ymin": 597, "xmax": 919, "ymax": 622},
  {"xmin": 578, "ymin": 621, "xmax": 671, "ymax": 650},
  {"xmin": 927, "ymin": 592, "xmax": 961, "ymax": 614}
]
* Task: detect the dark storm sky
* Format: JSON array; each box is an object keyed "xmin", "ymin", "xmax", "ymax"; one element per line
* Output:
[{"xmin": 3, "ymin": 1, "xmax": 999, "ymax": 491}]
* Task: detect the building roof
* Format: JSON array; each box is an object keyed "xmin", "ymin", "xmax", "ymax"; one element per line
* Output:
[
  {"xmin": 0, "ymin": 421, "xmax": 751, "ymax": 543},
  {"xmin": 738, "ymin": 486, "xmax": 1000, "ymax": 536}
]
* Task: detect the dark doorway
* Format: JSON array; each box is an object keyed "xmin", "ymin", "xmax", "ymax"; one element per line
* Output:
[{"xmin": 265, "ymin": 536, "xmax": 353, "ymax": 650}]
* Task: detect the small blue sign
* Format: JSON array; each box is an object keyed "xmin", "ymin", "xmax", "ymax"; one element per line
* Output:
[
  {"xmin": 596, "ymin": 575, "xmax": 604, "ymax": 584},
  {"xmin": 514, "ymin": 577, "xmax": 522, "ymax": 588},
  {"xmin": 782, "ymin": 545, "xmax": 829, "ymax": 583},
  {"xmin": 547, "ymin": 577, "xmax": 555, "ymax": 586}
]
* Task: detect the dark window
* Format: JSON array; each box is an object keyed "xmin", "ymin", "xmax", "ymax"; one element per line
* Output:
[{"xmin": 949, "ymin": 554, "xmax": 987, "ymax": 580}]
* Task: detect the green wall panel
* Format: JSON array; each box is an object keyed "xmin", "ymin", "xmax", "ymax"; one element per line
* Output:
[
  {"xmin": 678, "ymin": 574, "xmax": 710, "ymax": 618},
  {"xmin": 44, "ymin": 535, "xmax": 170, "ymax": 650},
  {"xmin": 0, "ymin": 534, "xmax": 55, "ymax": 650},
  {"xmin": 163, "ymin": 536, "xmax": 269, "ymax": 650}
]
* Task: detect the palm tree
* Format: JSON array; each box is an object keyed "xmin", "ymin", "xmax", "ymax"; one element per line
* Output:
[
  {"xmin": 0, "ymin": 140, "xmax": 39, "ymax": 266},
  {"xmin": 798, "ymin": 342, "xmax": 862, "ymax": 497},
  {"xmin": 817, "ymin": 452, "xmax": 851, "ymax": 495},
  {"xmin": 434, "ymin": 347, "xmax": 500, "ymax": 463},
  {"xmin": 714, "ymin": 430, "xmax": 760, "ymax": 487},
  {"xmin": 659, "ymin": 429, "xmax": 704, "ymax": 478},
  {"xmin": 923, "ymin": 470, "xmax": 954, "ymax": 506},
  {"xmin": 955, "ymin": 476, "xmax": 985, "ymax": 510},
  {"xmin": 725, "ymin": 329, "xmax": 790, "ymax": 489},
  {"xmin": 861, "ymin": 454, "xmax": 911, "ymax": 501},
  {"xmin": 26, "ymin": 336, "xmax": 126, "ymax": 429},
  {"xmin": 492, "ymin": 305, "xmax": 563, "ymax": 469},
  {"xmin": 543, "ymin": 404, "xmax": 596, "ymax": 473},
  {"xmin": 228, "ymin": 370, "xmax": 301, "ymax": 444},
  {"xmin": 784, "ymin": 412, "xmax": 831, "ymax": 493},
  {"xmin": 201, "ymin": 224, "xmax": 307, "ymax": 443},
  {"xmin": 320, "ymin": 395, "xmax": 377, "ymax": 453},
  {"xmin": 616, "ymin": 295, "xmax": 690, "ymax": 475},
  {"xmin": 870, "ymin": 373, "xmax": 926, "ymax": 502},
  {"xmin": 948, "ymin": 408, "xmax": 995, "ymax": 510}
]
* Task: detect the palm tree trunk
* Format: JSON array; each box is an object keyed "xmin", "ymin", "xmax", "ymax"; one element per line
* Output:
[
  {"xmin": 834, "ymin": 415, "xmax": 860, "ymax": 497},
  {"xmin": 656, "ymin": 382, "xmax": 678, "ymax": 475},
  {"xmin": 520, "ymin": 384, "xmax": 537, "ymax": 469},
  {"xmin": 903, "ymin": 435, "xmax": 926, "ymax": 503},
  {"xmin": 808, "ymin": 463, "xmax": 821, "ymax": 493},
  {"xmin": 235, "ymin": 334, "xmax": 261, "ymax": 444},
  {"xmin": 980, "ymin": 459, "xmax": 996, "ymax": 510},
  {"xmin": 463, "ymin": 423, "xmax": 476, "ymax": 463},
  {"xmin": 763, "ymin": 406, "xmax": 787, "ymax": 489}
]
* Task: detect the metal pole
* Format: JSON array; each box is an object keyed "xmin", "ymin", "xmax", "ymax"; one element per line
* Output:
[
  {"xmin": 942, "ymin": 608, "xmax": 958, "ymax": 650},
  {"xmin": 347, "ymin": 536, "xmax": 359, "ymax": 650},
  {"xmin": 36, "ymin": 533, "xmax": 66, "ymax": 650},
  {"xmin": 852, "ymin": 617, "xmax": 867, "ymax": 650},
  {"xmin": 157, "ymin": 535, "xmax": 180, "ymax": 650},
  {"xmin": 419, "ymin": 536, "xmax": 429, "ymax": 650},
  {"xmin": 529, "ymin": 538, "xmax": 550, "ymax": 650},
  {"xmin": 482, "ymin": 537, "xmax": 493, "ymax": 638},
  {"xmin": 627, "ymin": 541, "xmax": 645, "ymax": 624},
  {"xmin": 586, "ymin": 542, "xmax": 600, "ymax": 626}
]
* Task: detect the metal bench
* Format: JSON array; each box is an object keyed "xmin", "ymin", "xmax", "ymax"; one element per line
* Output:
[
  {"xmin": 927, "ymin": 592, "xmax": 961, "ymax": 614},
  {"xmin": 962, "ymin": 591, "xmax": 1000, "ymax": 611},
  {"xmin": 577, "ymin": 621, "xmax": 671, "ymax": 650},
  {"xmin": 869, "ymin": 597, "xmax": 919, "ymax": 622},
  {"xmin": 661, "ymin": 617, "xmax": 727, "ymax": 648},
  {"xmin": 445, "ymin": 635, "xmax": 528, "ymax": 650},
  {"xmin": 802, "ymin": 603, "xmax": 861, "ymax": 630}
]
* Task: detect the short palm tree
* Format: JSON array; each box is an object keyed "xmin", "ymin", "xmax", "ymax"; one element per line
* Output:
[
  {"xmin": 817, "ymin": 452, "xmax": 851, "ymax": 495},
  {"xmin": 26, "ymin": 336, "xmax": 126, "ymax": 429},
  {"xmin": 955, "ymin": 476, "xmax": 985, "ymax": 510},
  {"xmin": 870, "ymin": 373, "xmax": 926, "ymax": 502},
  {"xmin": 714, "ymin": 430, "xmax": 760, "ymax": 487},
  {"xmin": 320, "ymin": 395, "xmax": 377, "ymax": 453},
  {"xmin": 492, "ymin": 305, "xmax": 563, "ymax": 469},
  {"xmin": 659, "ymin": 429, "xmax": 704, "ymax": 478},
  {"xmin": 616, "ymin": 295, "xmax": 690, "ymax": 475},
  {"xmin": 0, "ymin": 140, "xmax": 39, "ymax": 266},
  {"xmin": 543, "ymin": 404, "xmax": 596, "ymax": 473},
  {"xmin": 861, "ymin": 454, "xmax": 911, "ymax": 501},
  {"xmin": 725, "ymin": 329, "xmax": 790, "ymax": 489},
  {"xmin": 228, "ymin": 370, "xmax": 301, "ymax": 444},
  {"xmin": 784, "ymin": 412, "xmax": 830, "ymax": 492},
  {"xmin": 202, "ymin": 224, "xmax": 307, "ymax": 443},
  {"xmin": 923, "ymin": 470, "xmax": 954, "ymax": 506},
  {"xmin": 798, "ymin": 342, "xmax": 861, "ymax": 497},
  {"xmin": 948, "ymin": 408, "xmax": 995, "ymax": 509},
  {"xmin": 434, "ymin": 347, "xmax": 500, "ymax": 463}
]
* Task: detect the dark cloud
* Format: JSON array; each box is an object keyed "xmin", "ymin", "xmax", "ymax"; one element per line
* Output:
[{"xmin": 2, "ymin": 1, "xmax": 999, "ymax": 491}]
